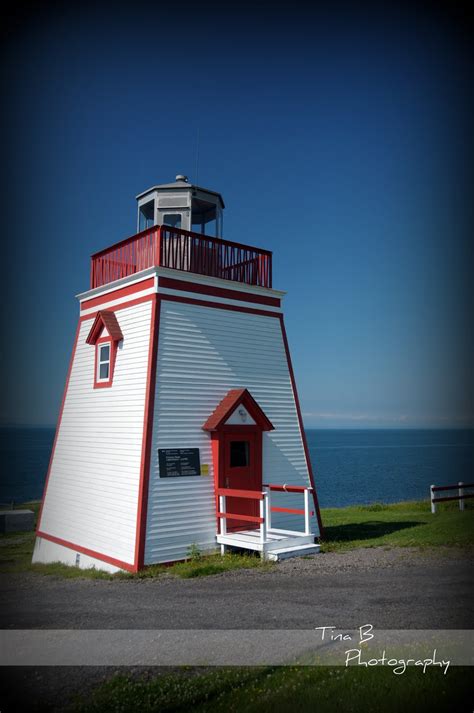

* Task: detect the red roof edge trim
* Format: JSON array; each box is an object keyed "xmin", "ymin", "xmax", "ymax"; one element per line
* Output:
[
  {"xmin": 86, "ymin": 310, "xmax": 124, "ymax": 345},
  {"xmin": 203, "ymin": 388, "xmax": 274, "ymax": 431}
]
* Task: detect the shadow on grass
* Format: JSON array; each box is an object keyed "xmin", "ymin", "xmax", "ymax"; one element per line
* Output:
[{"xmin": 323, "ymin": 520, "xmax": 424, "ymax": 542}]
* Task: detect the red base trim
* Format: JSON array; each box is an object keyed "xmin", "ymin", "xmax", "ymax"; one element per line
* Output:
[{"xmin": 36, "ymin": 531, "xmax": 136, "ymax": 572}]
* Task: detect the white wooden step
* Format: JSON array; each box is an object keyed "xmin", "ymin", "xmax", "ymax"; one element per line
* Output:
[
  {"xmin": 266, "ymin": 543, "xmax": 321, "ymax": 561},
  {"xmin": 216, "ymin": 533, "xmax": 315, "ymax": 552},
  {"xmin": 265, "ymin": 534, "xmax": 315, "ymax": 551}
]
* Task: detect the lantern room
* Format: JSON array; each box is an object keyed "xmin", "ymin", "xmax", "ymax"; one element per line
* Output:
[{"xmin": 136, "ymin": 174, "xmax": 225, "ymax": 237}]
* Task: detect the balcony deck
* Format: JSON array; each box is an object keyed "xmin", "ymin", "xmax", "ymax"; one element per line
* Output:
[{"xmin": 90, "ymin": 225, "xmax": 272, "ymax": 290}]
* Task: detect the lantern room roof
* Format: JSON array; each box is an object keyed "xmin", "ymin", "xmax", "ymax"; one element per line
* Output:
[
  {"xmin": 136, "ymin": 177, "xmax": 225, "ymax": 208},
  {"xmin": 203, "ymin": 388, "xmax": 274, "ymax": 431}
]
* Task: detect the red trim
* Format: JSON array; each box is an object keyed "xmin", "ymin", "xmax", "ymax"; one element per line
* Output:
[
  {"xmin": 36, "ymin": 531, "xmax": 135, "ymax": 572},
  {"xmin": 36, "ymin": 321, "xmax": 81, "ymax": 533},
  {"xmin": 271, "ymin": 506, "xmax": 315, "ymax": 516},
  {"xmin": 81, "ymin": 277, "xmax": 155, "ymax": 311},
  {"xmin": 279, "ymin": 315, "xmax": 324, "ymax": 538},
  {"xmin": 158, "ymin": 276, "xmax": 280, "ymax": 307},
  {"xmin": 134, "ymin": 294, "xmax": 161, "ymax": 569},
  {"xmin": 158, "ymin": 293, "xmax": 280, "ymax": 319},
  {"xmin": 216, "ymin": 487, "xmax": 264, "ymax": 500},
  {"xmin": 217, "ymin": 512, "xmax": 264, "ymax": 524},
  {"xmin": 79, "ymin": 293, "xmax": 155, "ymax": 323}
]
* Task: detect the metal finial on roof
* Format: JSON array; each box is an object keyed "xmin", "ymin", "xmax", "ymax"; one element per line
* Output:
[{"xmin": 175, "ymin": 174, "xmax": 188, "ymax": 182}]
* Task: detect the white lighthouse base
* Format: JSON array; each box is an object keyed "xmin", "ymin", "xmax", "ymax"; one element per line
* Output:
[{"xmin": 32, "ymin": 537, "xmax": 124, "ymax": 574}]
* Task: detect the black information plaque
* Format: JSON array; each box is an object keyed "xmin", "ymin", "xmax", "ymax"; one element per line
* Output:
[{"xmin": 158, "ymin": 448, "xmax": 201, "ymax": 478}]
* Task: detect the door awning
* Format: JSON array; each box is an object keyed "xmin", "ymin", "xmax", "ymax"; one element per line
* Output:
[{"xmin": 203, "ymin": 389, "xmax": 274, "ymax": 432}]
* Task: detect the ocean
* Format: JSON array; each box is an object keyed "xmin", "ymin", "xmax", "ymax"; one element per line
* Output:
[{"xmin": 0, "ymin": 427, "xmax": 472, "ymax": 508}]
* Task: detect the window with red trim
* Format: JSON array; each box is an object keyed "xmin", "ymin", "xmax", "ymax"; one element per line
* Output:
[
  {"xmin": 93, "ymin": 336, "xmax": 118, "ymax": 389},
  {"xmin": 86, "ymin": 311, "xmax": 123, "ymax": 390},
  {"xmin": 97, "ymin": 341, "xmax": 111, "ymax": 383}
]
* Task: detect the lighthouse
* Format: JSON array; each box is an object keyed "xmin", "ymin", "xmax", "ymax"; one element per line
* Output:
[{"xmin": 33, "ymin": 176, "xmax": 323, "ymax": 573}]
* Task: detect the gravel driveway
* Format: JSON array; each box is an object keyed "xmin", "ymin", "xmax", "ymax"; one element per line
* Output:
[
  {"xmin": 1, "ymin": 546, "xmax": 473, "ymax": 712},
  {"xmin": 1, "ymin": 546, "xmax": 473, "ymax": 631}
]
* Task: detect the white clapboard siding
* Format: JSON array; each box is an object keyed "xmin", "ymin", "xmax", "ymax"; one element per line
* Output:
[
  {"xmin": 144, "ymin": 300, "xmax": 316, "ymax": 565},
  {"xmin": 39, "ymin": 300, "xmax": 153, "ymax": 566}
]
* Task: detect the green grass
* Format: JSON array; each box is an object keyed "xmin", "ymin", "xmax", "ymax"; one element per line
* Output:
[
  {"xmin": 320, "ymin": 499, "xmax": 474, "ymax": 552},
  {"xmin": 1, "ymin": 499, "xmax": 472, "ymax": 578},
  {"xmin": 68, "ymin": 665, "xmax": 470, "ymax": 713},
  {"xmin": 127, "ymin": 552, "xmax": 272, "ymax": 579}
]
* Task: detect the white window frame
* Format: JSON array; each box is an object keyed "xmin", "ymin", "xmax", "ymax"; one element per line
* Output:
[
  {"xmin": 97, "ymin": 342, "xmax": 112, "ymax": 383},
  {"xmin": 162, "ymin": 213, "xmax": 183, "ymax": 229}
]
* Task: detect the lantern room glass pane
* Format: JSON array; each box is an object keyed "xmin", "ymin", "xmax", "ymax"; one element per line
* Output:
[
  {"xmin": 163, "ymin": 213, "xmax": 182, "ymax": 229},
  {"xmin": 139, "ymin": 201, "xmax": 154, "ymax": 231},
  {"xmin": 230, "ymin": 441, "xmax": 250, "ymax": 468}
]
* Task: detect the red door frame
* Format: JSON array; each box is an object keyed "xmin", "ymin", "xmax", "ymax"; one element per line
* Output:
[
  {"xmin": 220, "ymin": 426, "xmax": 262, "ymax": 531},
  {"xmin": 203, "ymin": 388, "xmax": 275, "ymax": 535}
]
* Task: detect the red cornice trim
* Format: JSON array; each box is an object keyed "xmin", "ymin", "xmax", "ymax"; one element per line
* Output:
[
  {"xmin": 81, "ymin": 277, "xmax": 155, "ymax": 310},
  {"xmin": 279, "ymin": 315, "xmax": 324, "ymax": 538},
  {"xmin": 158, "ymin": 293, "xmax": 280, "ymax": 319},
  {"xmin": 79, "ymin": 294, "xmax": 154, "ymax": 322},
  {"xmin": 36, "ymin": 531, "xmax": 136, "ymax": 572},
  {"xmin": 36, "ymin": 321, "xmax": 81, "ymax": 533},
  {"xmin": 134, "ymin": 294, "xmax": 161, "ymax": 569},
  {"xmin": 158, "ymin": 276, "xmax": 281, "ymax": 307}
]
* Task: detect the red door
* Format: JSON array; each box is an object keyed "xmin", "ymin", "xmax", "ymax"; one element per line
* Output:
[{"xmin": 222, "ymin": 431, "xmax": 261, "ymax": 531}]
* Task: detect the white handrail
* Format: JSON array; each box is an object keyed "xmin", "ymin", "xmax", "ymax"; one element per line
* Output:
[{"xmin": 262, "ymin": 484, "xmax": 313, "ymax": 536}]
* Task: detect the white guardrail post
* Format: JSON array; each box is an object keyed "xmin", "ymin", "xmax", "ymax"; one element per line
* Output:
[
  {"xmin": 304, "ymin": 488, "xmax": 311, "ymax": 535},
  {"xmin": 260, "ymin": 494, "xmax": 267, "ymax": 545},
  {"xmin": 430, "ymin": 485, "xmax": 436, "ymax": 514},
  {"xmin": 459, "ymin": 482, "xmax": 465, "ymax": 511},
  {"xmin": 219, "ymin": 495, "xmax": 227, "ymax": 535},
  {"xmin": 265, "ymin": 488, "xmax": 272, "ymax": 531}
]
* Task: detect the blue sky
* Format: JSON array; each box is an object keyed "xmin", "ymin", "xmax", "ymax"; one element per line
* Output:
[{"xmin": 1, "ymin": 3, "xmax": 472, "ymax": 428}]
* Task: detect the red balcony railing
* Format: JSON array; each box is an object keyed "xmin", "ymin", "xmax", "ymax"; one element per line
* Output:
[{"xmin": 90, "ymin": 225, "xmax": 273, "ymax": 289}]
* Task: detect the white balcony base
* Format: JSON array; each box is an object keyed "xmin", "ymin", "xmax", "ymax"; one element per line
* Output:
[{"xmin": 216, "ymin": 527, "xmax": 320, "ymax": 561}]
